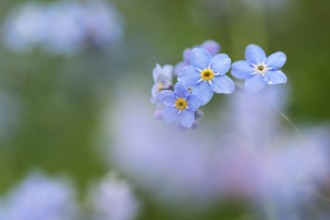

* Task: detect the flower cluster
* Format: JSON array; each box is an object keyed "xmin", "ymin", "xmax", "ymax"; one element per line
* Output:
[
  {"xmin": 2, "ymin": 0, "xmax": 123, "ymax": 55},
  {"xmin": 151, "ymin": 41, "xmax": 287, "ymax": 129}
]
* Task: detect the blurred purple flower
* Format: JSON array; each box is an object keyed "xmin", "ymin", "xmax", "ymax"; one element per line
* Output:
[
  {"xmin": 0, "ymin": 172, "xmax": 79, "ymax": 220},
  {"xmin": 105, "ymin": 86, "xmax": 330, "ymax": 212},
  {"xmin": 88, "ymin": 172, "xmax": 140, "ymax": 220},
  {"xmin": 2, "ymin": 0, "xmax": 123, "ymax": 55},
  {"xmin": 2, "ymin": 3, "xmax": 47, "ymax": 52}
]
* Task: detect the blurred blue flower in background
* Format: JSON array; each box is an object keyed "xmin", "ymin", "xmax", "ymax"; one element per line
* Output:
[
  {"xmin": 88, "ymin": 172, "xmax": 140, "ymax": 220},
  {"xmin": 2, "ymin": 2, "xmax": 47, "ymax": 52},
  {"xmin": 2, "ymin": 0, "xmax": 123, "ymax": 55},
  {"xmin": 0, "ymin": 172, "xmax": 80, "ymax": 220},
  {"xmin": 231, "ymin": 44, "xmax": 287, "ymax": 93},
  {"xmin": 178, "ymin": 48, "xmax": 234, "ymax": 105}
]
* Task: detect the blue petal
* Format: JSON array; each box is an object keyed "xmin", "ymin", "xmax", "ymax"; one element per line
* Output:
[
  {"xmin": 178, "ymin": 66, "xmax": 200, "ymax": 87},
  {"xmin": 152, "ymin": 64, "xmax": 161, "ymax": 82},
  {"xmin": 245, "ymin": 44, "xmax": 266, "ymax": 64},
  {"xmin": 244, "ymin": 74, "xmax": 266, "ymax": 93},
  {"xmin": 190, "ymin": 48, "xmax": 212, "ymax": 69},
  {"xmin": 187, "ymin": 95, "xmax": 201, "ymax": 111},
  {"xmin": 211, "ymin": 75, "xmax": 235, "ymax": 94},
  {"xmin": 201, "ymin": 40, "xmax": 220, "ymax": 56},
  {"xmin": 210, "ymin": 53, "xmax": 231, "ymax": 75},
  {"xmin": 179, "ymin": 110, "xmax": 195, "ymax": 128},
  {"xmin": 191, "ymin": 82, "xmax": 214, "ymax": 105},
  {"xmin": 266, "ymin": 70, "xmax": 287, "ymax": 85},
  {"xmin": 174, "ymin": 82, "xmax": 190, "ymax": 98},
  {"xmin": 174, "ymin": 61, "xmax": 188, "ymax": 75},
  {"xmin": 183, "ymin": 48, "xmax": 191, "ymax": 62},
  {"xmin": 162, "ymin": 106, "xmax": 179, "ymax": 123},
  {"xmin": 151, "ymin": 83, "xmax": 158, "ymax": 97},
  {"xmin": 266, "ymin": 52, "xmax": 287, "ymax": 69},
  {"xmin": 157, "ymin": 90, "xmax": 176, "ymax": 106},
  {"xmin": 231, "ymin": 60, "xmax": 254, "ymax": 79}
]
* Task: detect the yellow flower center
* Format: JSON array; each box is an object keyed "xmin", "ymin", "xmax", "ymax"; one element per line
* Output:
[
  {"xmin": 175, "ymin": 98, "xmax": 187, "ymax": 110},
  {"xmin": 157, "ymin": 82, "xmax": 163, "ymax": 91},
  {"xmin": 200, "ymin": 68, "xmax": 214, "ymax": 81},
  {"xmin": 255, "ymin": 64, "xmax": 267, "ymax": 74}
]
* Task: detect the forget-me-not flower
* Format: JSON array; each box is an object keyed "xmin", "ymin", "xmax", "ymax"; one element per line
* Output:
[
  {"xmin": 231, "ymin": 44, "xmax": 287, "ymax": 93},
  {"xmin": 178, "ymin": 48, "xmax": 235, "ymax": 105},
  {"xmin": 157, "ymin": 82, "xmax": 201, "ymax": 128},
  {"xmin": 175, "ymin": 40, "xmax": 221, "ymax": 74},
  {"xmin": 151, "ymin": 64, "xmax": 173, "ymax": 104}
]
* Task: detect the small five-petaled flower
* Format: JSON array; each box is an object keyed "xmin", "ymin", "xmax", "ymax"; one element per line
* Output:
[
  {"xmin": 157, "ymin": 82, "xmax": 201, "ymax": 128},
  {"xmin": 231, "ymin": 44, "xmax": 287, "ymax": 93}
]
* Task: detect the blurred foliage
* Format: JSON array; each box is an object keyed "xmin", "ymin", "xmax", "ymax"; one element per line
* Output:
[{"xmin": 0, "ymin": 0, "xmax": 329, "ymax": 219}]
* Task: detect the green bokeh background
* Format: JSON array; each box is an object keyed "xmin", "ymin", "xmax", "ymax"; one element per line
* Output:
[{"xmin": 0, "ymin": 0, "xmax": 329, "ymax": 219}]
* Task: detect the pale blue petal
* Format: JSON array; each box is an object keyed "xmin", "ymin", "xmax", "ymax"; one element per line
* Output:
[
  {"xmin": 183, "ymin": 48, "xmax": 191, "ymax": 62},
  {"xmin": 210, "ymin": 54, "xmax": 231, "ymax": 75},
  {"xmin": 266, "ymin": 70, "xmax": 287, "ymax": 85},
  {"xmin": 157, "ymin": 90, "xmax": 176, "ymax": 106},
  {"xmin": 174, "ymin": 61, "xmax": 188, "ymax": 75},
  {"xmin": 266, "ymin": 52, "xmax": 287, "ymax": 69},
  {"xmin": 191, "ymin": 82, "xmax": 214, "ymax": 105},
  {"xmin": 244, "ymin": 74, "xmax": 266, "ymax": 93},
  {"xmin": 187, "ymin": 95, "xmax": 201, "ymax": 111},
  {"xmin": 190, "ymin": 48, "xmax": 212, "ymax": 69},
  {"xmin": 151, "ymin": 83, "xmax": 158, "ymax": 97},
  {"xmin": 231, "ymin": 60, "xmax": 254, "ymax": 79},
  {"xmin": 152, "ymin": 64, "xmax": 161, "ymax": 82},
  {"xmin": 162, "ymin": 64, "xmax": 174, "ymax": 80},
  {"xmin": 245, "ymin": 44, "xmax": 266, "ymax": 64},
  {"xmin": 162, "ymin": 107, "xmax": 179, "ymax": 123},
  {"xmin": 201, "ymin": 40, "xmax": 220, "ymax": 56},
  {"xmin": 174, "ymin": 82, "xmax": 189, "ymax": 98},
  {"xmin": 211, "ymin": 75, "xmax": 235, "ymax": 94},
  {"xmin": 178, "ymin": 66, "xmax": 200, "ymax": 87},
  {"xmin": 179, "ymin": 110, "xmax": 195, "ymax": 128}
]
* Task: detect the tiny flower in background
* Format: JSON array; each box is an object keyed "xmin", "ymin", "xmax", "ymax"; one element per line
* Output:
[
  {"xmin": 175, "ymin": 40, "xmax": 221, "ymax": 74},
  {"xmin": 2, "ymin": 0, "xmax": 123, "ymax": 55},
  {"xmin": 88, "ymin": 172, "xmax": 140, "ymax": 220},
  {"xmin": 42, "ymin": 2, "xmax": 85, "ymax": 55},
  {"xmin": 157, "ymin": 82, "xmax": 201, "ymax": 128},
  {"xmin": 0, "ymin": 172, "xmax": 79, "ymax": 220},
  {"xmin": 82, "ymin": 0, "xmax": 123, "ymax": 49},
  {"xmin": 178, "ymin": 48, "xmax": 234, "ymax": 105},
  {"xmin": 150, "ymin": 64, "xmax": 174, "ymax": 104},
  {"xmin": 2, "ymin": 2, "xmax": 47, "ymax": 52},
  {"xmin": 231, "ymin": 44, "xmax": 287, "ymax": 93}
]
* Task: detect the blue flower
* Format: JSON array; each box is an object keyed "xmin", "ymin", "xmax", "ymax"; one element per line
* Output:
[
  {"xmin": 231, "ymin": 44, "xmax": 287, "ymax": 93},
  {"xmin": 178, "ymin": 48, "xmax": 235, "ymax": 105},
  {"xmin": 157, "ymin": 82, "xmax": 201, "ymax": 128},
  {"xmin": 150, "ymin": 64, "xmax": 173, "ymax": 104},
  {"xmin": 174, "ymin": 40, "xmax": 221, "ymax": 75}
]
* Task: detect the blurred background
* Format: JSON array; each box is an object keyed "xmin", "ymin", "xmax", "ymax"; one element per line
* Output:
[{"xmin": 0, "ymin": 0, "xmax": 329, "ymax": 219}]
